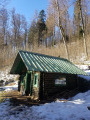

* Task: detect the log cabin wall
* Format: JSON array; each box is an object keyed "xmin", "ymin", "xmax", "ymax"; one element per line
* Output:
[
  {"xmin": 40, "ymin": 72, "xmax": 78, "ymax": 99},
  {"xmin": 67, "ymin": 74, "xmax": 78, "ymax": 89}
]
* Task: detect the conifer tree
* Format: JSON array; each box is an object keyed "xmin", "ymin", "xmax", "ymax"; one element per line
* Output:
[{"xmin": 37, "ymin": 10, "xmax": 46, "ymax": 46}]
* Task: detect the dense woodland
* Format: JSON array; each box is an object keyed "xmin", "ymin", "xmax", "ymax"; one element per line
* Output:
[{"xmin": 0, "ymin": 0, "xmax": 90, "ymax": 68}]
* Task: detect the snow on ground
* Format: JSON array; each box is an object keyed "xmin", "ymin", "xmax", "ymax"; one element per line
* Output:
[
  {"xmin": 31, "ymin": 91, "xmax": 90, "ymax": 120},
  {"xmin": 78, "ymin": 69, "xmax": 90, "ymax": 81},
  {"xmin": 0, "ymin": 81, "xmax": 18, "ymax": 92},
  {"xmin": 0, "ymin": 68, "xmax": 18, "ymax": 86},
  {"xmin": 77, "ymin": 64, "xmax": 90, "ymax": 81},
  {"xmin": 0, "ymin": 69, "xmax": 16, "ymax": 81},
  {"xmin": 85, "ymin": 70, "xmax": 90, "ymax": 76},
  {"xmin": 76, "ymin": 64, "xmax": 89, "ymax": 70},
  {"xmin": 0, "ymin": 90, "xmax": 90, "ymax": 120},
  {"xmin": 78, "ymin": 74, "xmax": 90, "ymax": 81}
]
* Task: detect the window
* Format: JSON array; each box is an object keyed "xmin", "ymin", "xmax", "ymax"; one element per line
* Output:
[
  {"xmin": 55, "ymin": 76, "xmax": 66, "ymax": 86},
  {"xmin": 33, "ymin": 74, "xmax": 38, "ymax": 87}
]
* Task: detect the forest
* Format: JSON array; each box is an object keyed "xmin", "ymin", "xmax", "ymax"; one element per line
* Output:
[{"xmin": 0, "ymin": 0, "xmax": 90, "ymax": 68}]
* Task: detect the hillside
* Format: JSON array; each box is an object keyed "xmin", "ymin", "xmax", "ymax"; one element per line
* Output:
[{"xmin": 0, "ymin": 35, "xmax": 90, "ymax": 69}]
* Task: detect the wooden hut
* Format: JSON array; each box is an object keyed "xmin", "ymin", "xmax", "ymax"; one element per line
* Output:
[{"xmin": 10, "ymin": 50, "xmax": 87, "ymax": 100}]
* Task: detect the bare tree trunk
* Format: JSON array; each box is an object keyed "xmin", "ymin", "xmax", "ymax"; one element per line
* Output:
[
  {"xmin": 52, "ymin": 25, "xmax": 55, "ymax": 47},
  {"xmin": 83, "ymin": 33, "xmax": 87, "ymax": 57},
  {"xmin": 79, "ymin": 0, "xmax": 88, "ymax": 58},
  {"xmin": 24, "ymin": 29, "xmax": 27, "ymax": 50},
  {"xmin": 52, "ymin": 9, "xmax": 55, "ymax": 47},
  {"xmin": 45, "ymin": 38, "xmax": 47, "ymax": 47},
  {"xmin": 56, "ymin": 0, "xmax": 69, "ymax": 59}
]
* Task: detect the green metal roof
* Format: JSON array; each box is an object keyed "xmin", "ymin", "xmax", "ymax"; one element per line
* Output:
[{"xmin": 10, "ymin": 50, "xmax": 87, "ymax": 75}]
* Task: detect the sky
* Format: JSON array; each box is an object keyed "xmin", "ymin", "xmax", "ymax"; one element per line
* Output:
[
  {"xmin": 7, "ymin": 0, "xmax": 48, "ymax": 22},
  {"xmin": 6, "ymin": 0, "xmax": 75, "ymax": 24}
]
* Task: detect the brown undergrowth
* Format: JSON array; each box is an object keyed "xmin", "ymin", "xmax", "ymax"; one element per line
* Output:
[{"xmin": 0, "ymin": 35, "xmax": 90, "ymax": 68}]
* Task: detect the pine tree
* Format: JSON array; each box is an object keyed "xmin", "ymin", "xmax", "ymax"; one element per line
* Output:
[{"xmin": 37, "ymin": 10, "xmax": 46, "ymax": 46}]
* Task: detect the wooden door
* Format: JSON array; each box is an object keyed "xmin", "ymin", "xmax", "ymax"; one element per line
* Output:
[{"xmin": 25, "ymin": 72, "xmax": 32, "ymax": 96}]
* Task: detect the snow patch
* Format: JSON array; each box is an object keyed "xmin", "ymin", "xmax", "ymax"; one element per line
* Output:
[
  {"xmin": 76, "ymin": 65, "xmax": 89, "ymax": 70},
  {"xmin": 0, "ymin": 69, "xmax": 18, "ymax": 86},
  {"xmin": 85, "ymin": 70, "xmax": 90, "ymax": 75},
  {"xmin": 0, "ymin": 81, "xmax": 18, "ymax": 91},
  {"xmin": 0, "ymin": 90, "xmax": 90, "ymax": 120},
  {"xmin": 78, "ymin": 75, "xmax": 90, "ymax": 81}
]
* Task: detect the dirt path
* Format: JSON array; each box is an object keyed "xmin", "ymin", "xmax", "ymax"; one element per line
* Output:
[{"xmin": 0, "ymin": 90, "xmax": 40, "ymax": 106}]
